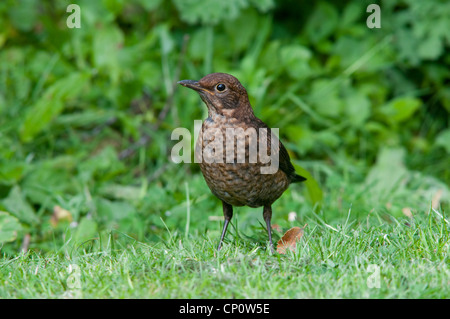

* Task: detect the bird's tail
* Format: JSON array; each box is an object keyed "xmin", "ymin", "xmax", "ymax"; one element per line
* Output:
[{"xmin": 290, "ymin": 174, "xmax": 307, "ymax": 184}]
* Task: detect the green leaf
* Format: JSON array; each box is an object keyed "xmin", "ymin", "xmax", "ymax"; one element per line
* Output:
[
  {"xmin": 96, "ymin": 198, "xmax": 137, "ymax": 221},
  {"xmin": 380, "ymin": 97, "xmax": 421, "ymax": 124},
  {"xmin": 103, "ymin": 0, "xmax": 125, "ymax": 16},
  {"xmin": 20, "ymin": 99, "xmax": 63, "ymax": 143},
  {"xmin": 78, "ymin": 146, "xmax": 125, "ymax": 183},
  {"xmin": 92, "ymin": 25, "xmax": 124, "ymax": 83},
  {"xmin": 340, "ymin": 1, "xmax": 362, "ymax": 28},
  {"xmin": 53, "ymin": 110, "xmax": 115, "ymax": 128},
  {"xmin": 365, "ymin": 147, "xmax": 408, "ymax": 202},
  {"xmin": 0, "ymin": 211, "xmax": 22, "ymax": 243},
  {"xmin": 435, "ymin": 129, "xmax": 450, "ymax": 154},
  {"xmin": 305, "ymin": 2, "xmax": 339, "ymax": 44},
  {"xmin": 440, "ymin": 88, "xmax": 450, "ymax": 112},
  {"xmin": 135, "ymin": 0, "xmax": 162, "ymax": 11},
  {"xmin": 224, "ymin": 9, "xmax": 259, "ymax": 53},
  {"xmin": 280, "ymin": 44, "xmax": 312, "ymax": 80},
  {"xmin": 73, "ymin": 217, "xmax": 98, "ymax": 243},
  {"xmin": 0, "ymin": 162, "xmax": 26, "ymax": 185},
  {"xmin": 344, "ymin": 91, "xmax": 371, "ymax": 127},
  {"xmin": 8, "ymin": 0, "xmax": 39, "ymax": 32},
  {"xmin": 1, "ymin": 186, "xmax": 39, "ymax": 225},
  {"xmin": 418, "ymin": 34, "xmax": 443, "ymax": 60},
  {"xmin": 249, "ymin": 0, "xmax": 274, "ymax": 12},
  {"xmin": 309, "ymin": 80, "xmax": 344, "ymax": 118},
  {"xmin": 292, "ymin": 163, "xmax": 323, "ymax": 206},
  {"xmin": 316, "ymin": 131, "xmax": 340, "ymax": 148},
  {"xmin": 95, "ymin": 198, "xmax": 138, "ymax": 232},
  {"xmin": 173, "ymin": 0, "xmax": 250, "ymax": 25},
  {"xmin": 20, "ymin": 72, "xmax": 90, "ymax": 143},
  {"xmin": 21, "ymin": 156, "xmax": 79, "ymax": 207}
]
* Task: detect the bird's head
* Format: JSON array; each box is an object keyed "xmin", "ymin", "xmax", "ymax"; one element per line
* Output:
[{"xmin": 178, "ymin": 73, "xmax": 253, "ymax": 119}]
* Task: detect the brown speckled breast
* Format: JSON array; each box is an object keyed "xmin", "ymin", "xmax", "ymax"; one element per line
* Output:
[{"xmin": 195, "ymin": 114, "xmax": 290, "ymax": 208}]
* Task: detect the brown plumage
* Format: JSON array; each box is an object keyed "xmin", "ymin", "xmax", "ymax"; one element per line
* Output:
[{"xmin": 178, "ymin": 73, "xmax": 306, "ymax": 252}]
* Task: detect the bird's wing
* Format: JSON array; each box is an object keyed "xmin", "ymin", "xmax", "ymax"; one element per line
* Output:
[
  {"xmin": 278, "ymin": 139, "xmax": 306, "ymax": 183},
  {"xmin": 251, "ymin": 118, "xmax": 306, "ymax": 183}
]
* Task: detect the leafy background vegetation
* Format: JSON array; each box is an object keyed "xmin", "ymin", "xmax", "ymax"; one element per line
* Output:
[{"xmin": 0, "ymin": 0, "xmax": 449, "ymax": 298}]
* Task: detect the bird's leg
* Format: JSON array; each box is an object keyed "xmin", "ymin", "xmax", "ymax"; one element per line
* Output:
[
  {"xmin": 263, "ymin": 205, "xmax": 275, "ymax": 253},
  {"xmin": 218, "ymin": 201, "xmax": 233, "ymax": 251}
]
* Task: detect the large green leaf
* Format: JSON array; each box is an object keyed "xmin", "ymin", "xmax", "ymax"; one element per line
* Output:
[
  {"xmin": 344, "ymin": 91, "xmax": 371, "ymax": 127},
  {"xmin": 73, "ymin": 217, "xmax": 98, "ymax": 243},
  {"xmin": 380, "ymin": 97, "xmax": 422, "ymax": 124},
  {"xmin": 0, "ymin": 161, "xmax": 26, "ymax": 185},
  {"xmin": 19, "ymin": 72, "xmax": 90, "ymax": 143},
  {"xmin": 292, "ymin": 163, "xmax": 323, "ymax": 207},
  {"xmin": 0, "ymin": 211, "xmax": 23, "ymax": 243},
  {"xmin": 93, "ymin": 26, "xmax": 124, "ymax": 70},
  {"xmin": 435, "ymin": 129, "xmax": 450, "ymax": 154},
  {"xmin": 305, "ymin": 2, "xmax": 339, "ymax": 45},
  {"xmin": 365, "ymin": 147, "xmax": 408, "ymax": 203},
  {"xmin": 173, "ymin": 0, "xmax": 273, "ymax": 25},
  {"xmin": 1, "ymin": 186, "xmax": 39, "ymax": 225}
]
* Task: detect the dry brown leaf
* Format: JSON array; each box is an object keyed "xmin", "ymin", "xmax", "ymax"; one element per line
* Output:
[
  {"xmin": 50, "ymin": 205, "xmax": 73, "ymax": 227},
  {"xmin": 271, "ymin": 224, "xmax": 281, "ymax": 232},
  {"xmin": 402, "ymin": 207, "xmax": 413, "ymax": 218},
  {"xmin": 432, "ymin": 189, "xmax": 443, "ymax": 210},
  {"xmin": 276, "ymin": 224, "xmax": 307, "ymax": 254},
  {"xmin": 20, "ymin": 233, "xmax": 31, "ymax": 253}
]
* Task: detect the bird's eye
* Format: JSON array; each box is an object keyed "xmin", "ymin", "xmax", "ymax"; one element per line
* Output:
[{"xmin": 216, "ymin": 83, "xmax": 226, "ymax": 92}]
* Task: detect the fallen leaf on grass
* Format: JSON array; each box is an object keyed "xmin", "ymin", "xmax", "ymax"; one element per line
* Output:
[
  {"xmin": 402, "ymin": 207, "xmax": 413, "ymax": 218},
  {"xmin": 50, "ymin": 205, "xmax": 73, "ymax": 227},
  {"xmin": 20, "ymin": 233, "xmax": 31, "ymax": 252},
  {"xmin": 276, "ymin": 224, "xmax": 307, "ymax": 254},
  {"xmin": 432, "ymin": 189, "xmax": 443, "ymax": 210}
]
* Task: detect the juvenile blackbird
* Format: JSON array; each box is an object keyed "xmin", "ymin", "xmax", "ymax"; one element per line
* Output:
[{"xmin": 178, "ymin": 73, "xmax": 306, "ymax": 252}]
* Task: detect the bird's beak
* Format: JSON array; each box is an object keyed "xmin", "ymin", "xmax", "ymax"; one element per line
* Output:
[{"xmin": 177, "ymin": 80, "xmax": 205, "ymax": 92}]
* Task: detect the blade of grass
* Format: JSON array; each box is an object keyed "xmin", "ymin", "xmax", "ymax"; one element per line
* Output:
[{"xmin": 185, "ymin": 182, "xmax": 191, "ymax": 239}]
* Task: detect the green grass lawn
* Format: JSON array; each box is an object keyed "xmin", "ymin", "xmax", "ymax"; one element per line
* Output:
[
  {"xmin": 1, "ymin": 153, "xmax": 449, "ymax": 299},
  {"xmin": 1, "ymin": 0, "xmax": 449, "ymax": 300},
  {"xmin": 1, "ymin": 192, "xmax": 448, "ymax": 299},
  {"xmin": 0, "ymin": 146, "xmax": 448, "ymax": 299}
]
